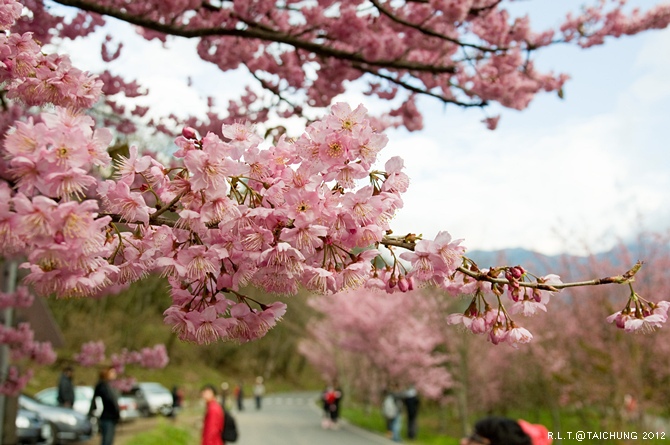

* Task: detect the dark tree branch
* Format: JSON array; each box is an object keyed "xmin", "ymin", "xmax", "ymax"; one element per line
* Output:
[
  {"xmin": 52, "ymin": 0, "xmax": 458, "ymax": 74},
  {"xmin": 369, "ymin": 0, "xmax": 506, "ymax": 53}
]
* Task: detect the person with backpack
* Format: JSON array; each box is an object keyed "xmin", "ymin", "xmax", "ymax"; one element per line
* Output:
[{"xmin": 201, "ymin": 384, "xmax": 224, "ymax": 445}]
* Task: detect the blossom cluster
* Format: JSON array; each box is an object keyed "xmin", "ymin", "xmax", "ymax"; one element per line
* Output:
[
  {"xmin": 74, "ymin": 340, "xmax": 106, "ymax": 367},
  {"xmin": 0, "ymin": 322, "xmax": 56, "ymax": 364},
  {"xmin": 0, "ymin": 366, "xmax": 33, "ymax": 397},
  {"xmin": 0, "ymin": 30, "xmax": 102, "ymax": 110},
  {"xmin": 0, "ymin": 285, "xmax": 34, "ymax": 310},
  {"xmin": 607, "ymin": 293, "xmax": 670, "ymax": 334},
  {"xmin": 0, "ymin": 320, "xmax": 56, "ymax": 395},
  {"xmin": 445, "ymin": 265, "xmax": 563, "ymax": 347},
  {"xmin": 111, "ymin": 344, "xmax": 170, "ymax": 371},
  {"xmin": 74, "ymin": 341, "xmax": 169, "ymax": 372}
]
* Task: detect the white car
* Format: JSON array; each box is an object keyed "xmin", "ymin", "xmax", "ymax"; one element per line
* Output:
[
  {"xmin": 34, "ymin": 385, "xmax": 140, "ymax": 423},
  {"xmin": 135, "ymin": 382, "xmax": 174, "ymax": 416}
]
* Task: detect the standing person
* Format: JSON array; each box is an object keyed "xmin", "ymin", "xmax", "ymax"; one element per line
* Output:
[
  {"xmin": 171, "ymin": 385, "xmax": 183, "ymax": 417},
  {"xmin": 201, "ymin": 384, "xmax": 224, "ymax": 445},
  {"xmin": 461, "ymin": 416, "xmax": 552, "ymax": 445},
  {"xmin": 220, "ymin": 382, "xmax": 233, "ymax": 411},
  {"xmin": 403, "ymin": 385, "xmax": 420, "ymax": 440},
  {"xmin": 321, "ymin": 384, "xmax": 343, "ymax": 429},
  {"xmin": 382, "ymin": 388, "xmax": 402, "ymax": 442},
  {"xmin": 90, "ymin": 367, "xmax": 120, "ymax": 445},
  {"xmin": 234, "ymin": 382, "xmax": 244, "ymax": 411},
  {"xmin": 320, "ymin": 386, "xmax": 333, "ymax": 429},
  {"xmin": 253, "ymin": 376, "xmax": 265, "ymax": 410},
  {"xmin": 57, "ymin": 366, "xmax": 75, "ymax": 408}
]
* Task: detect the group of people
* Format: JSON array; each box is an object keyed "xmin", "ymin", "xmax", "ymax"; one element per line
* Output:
[
  {"xmin": 382, "ymin": 385, "xmax": 420, "ymax": 442},
  {"xmin": 57, "ymin": 365, "xmax": 121, "ymax": 445},
  {"xmin": 220, "ymin": 376, "xmax": 266, "ymax": 412}
]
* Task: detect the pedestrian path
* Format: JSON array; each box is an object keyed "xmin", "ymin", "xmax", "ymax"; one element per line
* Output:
[{"xmin": 234, "ymin": 391, "xmax": 396, "ymax": 445}]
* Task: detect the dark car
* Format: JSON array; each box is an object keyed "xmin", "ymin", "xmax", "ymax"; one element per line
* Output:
[
  {"xmin": 19, "ymin": 394, "xmax": 93, "ymax": 444},
  {"xmin": 16, "ymin": 408, "xmax": 54, "ymax": 444}
]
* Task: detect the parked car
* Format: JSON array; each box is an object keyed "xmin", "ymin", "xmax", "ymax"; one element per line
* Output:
[
  {"xmin": 34, "ymin": 385, "xmax": 140, "ymax": 423},
  {"xmin": 16, "ymin": 408, "xmax": 54, "ymax": 445},
  {"xmin": 121, "ymin": 386, "xmax": 150, "ymax": 417},
  {"xmin": 19, "ymin": 394, "xmax": 92, "ymax": 444},
  {"xmin": 133, "ymin": 382, "xmax": 173, "ymax": 416}
]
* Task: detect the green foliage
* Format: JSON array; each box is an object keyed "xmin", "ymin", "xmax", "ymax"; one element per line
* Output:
[{"xmin": 124, "ymin": 421, "xmax": 192, "ymax": 445}]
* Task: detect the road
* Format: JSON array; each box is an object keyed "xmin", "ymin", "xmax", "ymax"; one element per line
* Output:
[{"xmin": 233, "ymin": 392, "xmax": 394, "ymax": 445}]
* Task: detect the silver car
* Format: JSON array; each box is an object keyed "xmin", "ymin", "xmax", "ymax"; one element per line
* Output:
[
  {"xmin": 18, "ymin": 395, "xmax": 92, "ymax": 444},
  {"xmin": 34, "ymin": 386, "xmax": 140, "ymax": 423},
  {"xmin": 134, "ymin": 382, "xmax": 174, "ymax": 416}
]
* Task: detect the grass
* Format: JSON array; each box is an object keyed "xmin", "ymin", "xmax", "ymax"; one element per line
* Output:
[
  {"xmin": 342, "ymin": 404, "xmax": 670, "ymax": 445},
  {"xmin": 341, "ymin": 405, "xmax": 460, "ymax": 445},
  {"xmin": 123, "ymin": 421, "xmax": 192, "ymax": 445}
]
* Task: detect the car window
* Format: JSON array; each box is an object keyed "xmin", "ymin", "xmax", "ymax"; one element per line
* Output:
[
  {"xmin": 140, "ymin": 384, "xmax": 170, "ymax": 393},
  {"xmin": 35, "ymin": 389, "xmax": 58, "ymax": 406},
  {"xmin": 75, "ymin": 387, "xmax": 93, "ymax": 400}
]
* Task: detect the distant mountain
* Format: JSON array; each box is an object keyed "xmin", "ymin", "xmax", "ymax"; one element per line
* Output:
[
  {"xmin": 466, "ymin": 238, "xmax": 668, "ymax": 276},
  {"xmin": 465, "ymin": 248, "xmax": 581, "ymax": 275}
]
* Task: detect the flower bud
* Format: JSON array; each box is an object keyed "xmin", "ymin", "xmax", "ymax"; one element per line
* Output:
[
  {"xmin": 182, "ymin": 126, "xmax": 198, "ymax": 140},
  {"xmin": 398, "ymin": 276, "xmax": 409, "ymax": 292},
  {"xmin": 389, "ymin": 275, "xmax": 397, "ymax": 288}
]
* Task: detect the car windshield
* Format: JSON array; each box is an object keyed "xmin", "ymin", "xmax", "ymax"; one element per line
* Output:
[
  {"xmin": 19, "ymin": 394, "xmax": 43, "ymax": 410},
  {"xmin": 140, "ymin": 384, "xmax": 169, "ymax": 393}
]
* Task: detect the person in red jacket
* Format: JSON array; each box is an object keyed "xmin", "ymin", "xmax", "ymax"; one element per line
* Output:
[{"xmin": 201, "ymin": 384, "xmax": 224, "ymax": 445}]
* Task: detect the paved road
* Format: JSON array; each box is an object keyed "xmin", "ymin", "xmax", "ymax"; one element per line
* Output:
[{"xmin": 233, "ymin": 392, "xmax": 394, "ymax": 445}]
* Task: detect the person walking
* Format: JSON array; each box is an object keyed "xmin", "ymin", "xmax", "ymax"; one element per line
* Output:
[
  {"xmin": 90, "ymin": 367, "xmax": 120, "ymax": 445},
  {"xmin": 403, "ymin": 385, "xmax": 420, "ymax": 440},
  {"xmin": 234, "ymin": 382, "xmax": 244, "ymax": 411},
  {"xmin": 201, "ymin": 384, "xmax": 224, "ymax": 445},
  {"xmin": 57, "ymin": 366, "xmax": 75, "ymax": 408},
  {"xmin": 253, "ymin": 376, "xmax": 265, "ymax": 410},
  {"xmin": 382, "ymin": 388, "xmax": 402, "ymax": 442},
  {"xmin": 171, "ymin": 385, "xmax": 183, "ymax": 417},
  {"xmin": 321, "ymin": 384, "xmax": 343, "ymax": 429}
]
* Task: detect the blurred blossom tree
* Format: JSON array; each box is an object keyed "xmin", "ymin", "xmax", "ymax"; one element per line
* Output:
[
  {"xmin": 0, "ymin": 0, "xmax": 669, "ymax": 400},
  {"xmin": 299, "ymin": 289, "xmax": 451, "ymax": 403}
]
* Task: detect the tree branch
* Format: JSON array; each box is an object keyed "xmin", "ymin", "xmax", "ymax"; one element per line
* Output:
[
  {"xmin": 369, "ymin": 0, "xmax": 505, "ymax": 53},
  {"xmin": 52, "ymin": 0, "xmax": 458, "ymax": 75},
  {"xmin": 380, "ymin": 235, "xmax": 644, "ymax": 292}
]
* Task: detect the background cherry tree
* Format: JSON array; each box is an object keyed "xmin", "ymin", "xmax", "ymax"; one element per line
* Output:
[{"xmin": 299, "ymin": 288, "xmax": 452, "ymax": 404}]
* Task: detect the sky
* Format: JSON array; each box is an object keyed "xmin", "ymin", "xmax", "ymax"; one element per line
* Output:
[{"xmin": 53, "ymin": 0, "xmax": 670, "ymax": 256}]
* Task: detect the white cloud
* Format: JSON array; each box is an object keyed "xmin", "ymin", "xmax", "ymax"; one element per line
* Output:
[{"xmin": 379, "ymin": 27, "xmax": 670, "ymax": 256}]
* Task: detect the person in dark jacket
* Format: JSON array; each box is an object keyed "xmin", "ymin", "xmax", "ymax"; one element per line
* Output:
[
  {"xmin": 461, "ymin": 416, "xmax": 552, "ymax": 445},
  {"xmin": 403, "ymin": 385, "xmax": 420, "ymax": 440},
  {"xmin": 57, "ymin": 366, "xmax": 75, "ymax": 408},
  {"xmin": 90, "ymin": 367, "xmax": 120, "ymax": 445}
]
